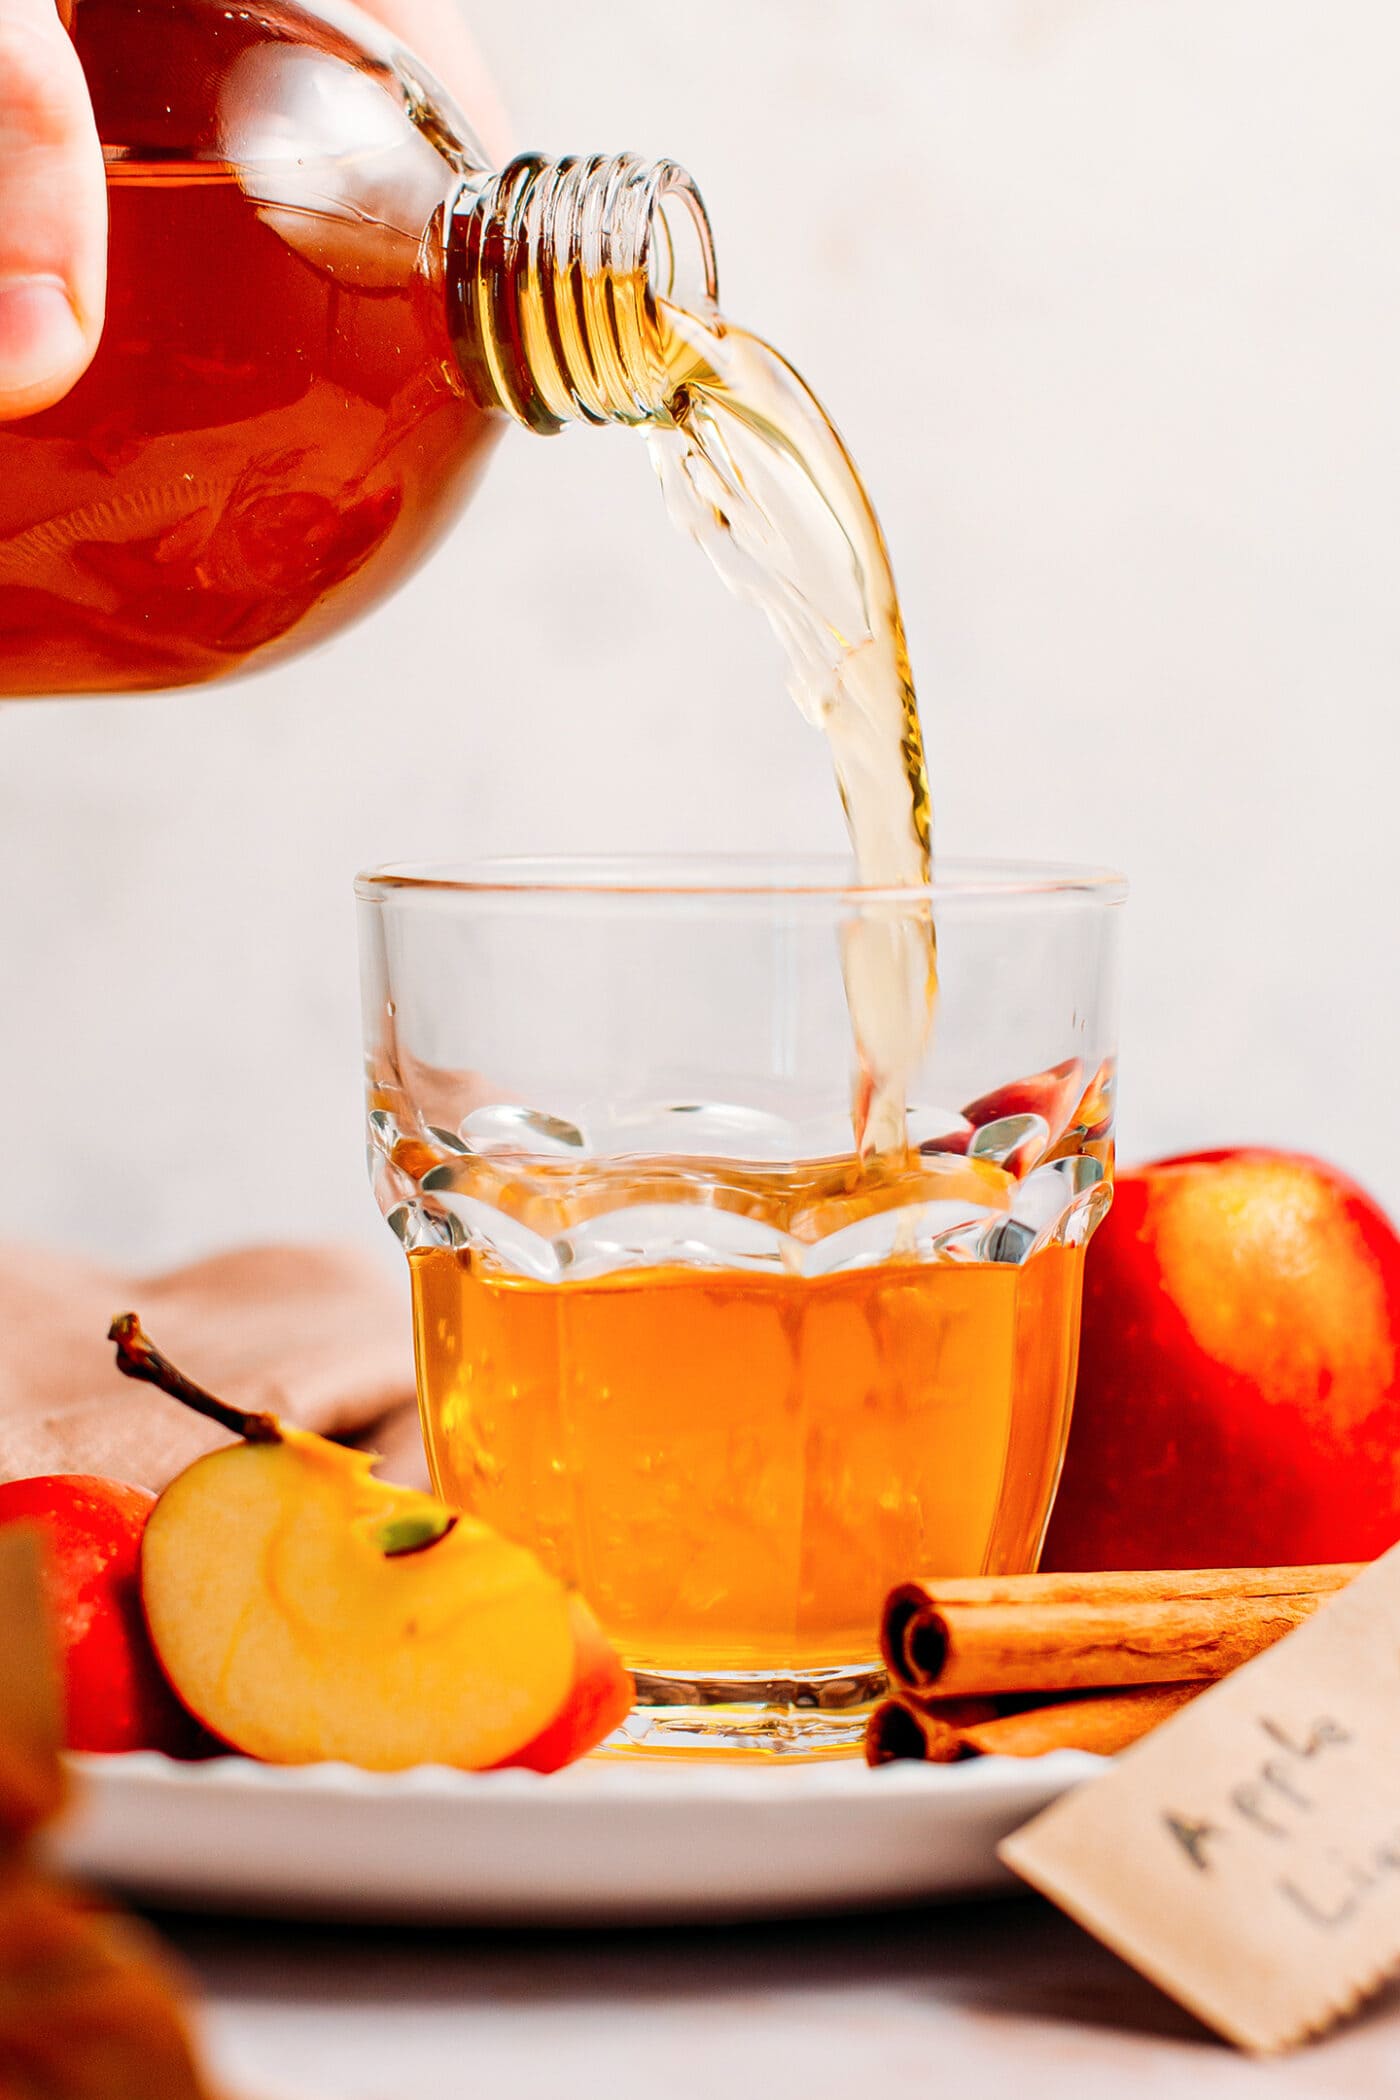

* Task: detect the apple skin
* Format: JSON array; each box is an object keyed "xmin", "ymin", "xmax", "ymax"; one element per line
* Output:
[
  {"xmin": 1042, "ymin": 1149, "xmax": 1400, "ymax": 1571},
  {"xmin": 491, "ymin": 1596, "xmax": 634, "ymax": 1773},
  {"xmin": 0, "ymin": 1475, "xmax": 211, "ymax": 1757},
  {"xmin": 962, "ymin": 1056, "xmax": 1086, "ymax": 1143}
]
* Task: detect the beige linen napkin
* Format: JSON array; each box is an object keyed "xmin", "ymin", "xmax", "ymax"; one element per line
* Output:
[{"xmin": 0, "ymin": 1241, "xmax": 428, "ymax": 1491}]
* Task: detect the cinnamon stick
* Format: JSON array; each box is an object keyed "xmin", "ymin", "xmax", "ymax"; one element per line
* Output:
[
  {"xmin": 865, "ymin": 1683, "xmax": 1203, "ymax": 1766},
  {"xmin": 864, "ymin": 1694, "xmax": 1004, "ymax": 1766},
  {"xmin": 866, "ymin": 1697, "xmax": 962, "ymax": 1766},
  {"xmin": 956, "ymin": 1683, "xmax": 1202, "ymax": 1758},
  {"xmin": 881, "ymin": 1564, "xmax": 1361, "ymax": 1698}
]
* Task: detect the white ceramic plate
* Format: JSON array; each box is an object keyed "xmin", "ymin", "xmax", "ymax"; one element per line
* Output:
[{"xmin": 49, "ymin": 1748, "xmax": 1100, "ymax": 1926}]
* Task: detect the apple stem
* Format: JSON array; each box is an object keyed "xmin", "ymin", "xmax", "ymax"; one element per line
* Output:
[{"xmin": 108, "ymin": 1314, "xmax": 282, "ymax": 1445}]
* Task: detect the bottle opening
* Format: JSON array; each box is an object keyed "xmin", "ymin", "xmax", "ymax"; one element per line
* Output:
[{"xmin": 448, "ymin": 153, "xmax": 718, "ymax": 433}]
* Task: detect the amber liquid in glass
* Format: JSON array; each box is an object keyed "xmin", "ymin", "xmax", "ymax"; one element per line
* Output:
[{"xmin": 404, "ymin": 1147, "xmax": 1091, "ymax": 1686}]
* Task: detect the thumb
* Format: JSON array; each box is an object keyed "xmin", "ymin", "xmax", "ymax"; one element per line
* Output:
[{"xmin": 0, "ymin": 0, "xmax": 105, "ymax": 418}]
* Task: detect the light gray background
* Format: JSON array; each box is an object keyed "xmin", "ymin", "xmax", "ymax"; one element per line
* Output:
[{"xmin": 2, "ymin": 0, "xmax": 1397, "ymax": 1270}]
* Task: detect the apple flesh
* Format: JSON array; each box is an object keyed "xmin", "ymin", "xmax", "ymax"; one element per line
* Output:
[
  {"xmin": 140, "ymin": 1432, "xmax": 577, "ymax": 1771},
  {"xmin": 492, "ymin": 1595, "xmax": 634, "ymax": 1772},
  {"xmin": 0, "ymin": 1475, "xmax": 210, "ymax": 1757},
  {"xmin": 1042, "ymin": 1149, "xmax": 1400, "ymax": 1570}
]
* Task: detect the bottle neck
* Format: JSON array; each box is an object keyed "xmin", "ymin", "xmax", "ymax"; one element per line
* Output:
[{"xmin": 445, "ymin": 154, "xmax": 718, "ymax": 434}]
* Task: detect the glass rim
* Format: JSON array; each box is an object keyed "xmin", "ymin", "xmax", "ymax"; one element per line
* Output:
[{"xmin": 354, "ymin": 854, "xmax": 1128, "ymax": 906}]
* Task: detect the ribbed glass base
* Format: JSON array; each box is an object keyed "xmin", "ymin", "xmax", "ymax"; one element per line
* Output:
[{"xmin": 601, "ymin": 1665, "xmax": 887, "ymax": 1759}]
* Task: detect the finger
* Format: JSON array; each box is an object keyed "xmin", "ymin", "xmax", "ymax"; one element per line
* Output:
[
  {"xmin": 0, "ymin": 0, "xmax": 106, "ymax": 417},
  {"xmin": 358, "ymin": 0, "xmax": 513, "ymax": 161}
]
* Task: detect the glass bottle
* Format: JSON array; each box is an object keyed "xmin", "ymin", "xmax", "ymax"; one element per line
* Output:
[{"xmin": 0, "ymin": 0, "xmax": 715, "ymax": 696}]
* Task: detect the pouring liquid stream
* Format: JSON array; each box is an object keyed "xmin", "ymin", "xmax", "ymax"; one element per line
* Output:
[{"xmin": 646, "ymin": 297, "xmax": 936, "ymax": 1158}]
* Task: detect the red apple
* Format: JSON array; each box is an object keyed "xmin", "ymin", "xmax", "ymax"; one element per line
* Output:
[
  {"xmin": 1042, "ymin": 1149, "xmax": 1400, "ymax": 1571},
  {"xmin": 962, "ymin": 1056, "xmax": 1086, "ymax": 1144},
  {"xmin": 0, "ymin": 1475, "xmax": 210, "ymax": 1756},
  {"xmin": 491, "ymin": 1596, "xmax": 635, "ymax": 1773}
]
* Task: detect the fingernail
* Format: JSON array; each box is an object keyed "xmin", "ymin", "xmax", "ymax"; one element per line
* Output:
[{"xmin": 0, "ymin": 275, "xmax": 86, "ymax": 392}]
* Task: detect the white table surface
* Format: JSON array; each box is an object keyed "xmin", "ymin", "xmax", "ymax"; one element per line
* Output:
[{"xmin": 159, "ymin": 1893, "xmax": 1400, "ymax": 2100}]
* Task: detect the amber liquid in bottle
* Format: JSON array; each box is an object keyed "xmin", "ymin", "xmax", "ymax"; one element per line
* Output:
[{"xmin": 0, "ymin": 0, "xmax": 499, "ymax": 694}]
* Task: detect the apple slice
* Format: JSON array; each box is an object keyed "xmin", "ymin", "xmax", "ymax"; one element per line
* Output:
[
  {"xmin": 110, "ymin": 1317, "xmax": 575, "ymax": 1772},
  {"xmin": 493, "ymin": 1595, "xmax": 634, "ymax": 1772}
]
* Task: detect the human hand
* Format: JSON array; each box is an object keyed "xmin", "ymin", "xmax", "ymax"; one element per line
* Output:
[{"xmin": 0, "ymin": 0, "xmax": 509, "ymax": 419}]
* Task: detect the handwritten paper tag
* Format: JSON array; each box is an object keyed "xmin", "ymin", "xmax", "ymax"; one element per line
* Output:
[{"xmin": 1000, "ymin": 1542, "xmax": 1400, "ymax": 2053}]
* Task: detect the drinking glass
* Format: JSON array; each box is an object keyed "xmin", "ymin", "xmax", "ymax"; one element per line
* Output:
[{"xmin": 356, "ymin": 856, "xmax": 1125, "ymax": 1754}]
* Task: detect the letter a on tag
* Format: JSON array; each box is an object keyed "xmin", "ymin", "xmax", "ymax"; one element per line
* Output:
[{"xmin": 1000, "ymin": 1541, "xmax": 1400, "ymax": 2053}]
